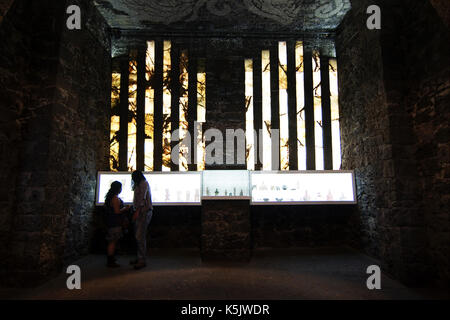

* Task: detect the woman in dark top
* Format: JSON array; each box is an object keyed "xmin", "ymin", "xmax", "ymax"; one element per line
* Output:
[{"xmin": 104, "ymin": 181, "xmax": 130, "ymax": 268}]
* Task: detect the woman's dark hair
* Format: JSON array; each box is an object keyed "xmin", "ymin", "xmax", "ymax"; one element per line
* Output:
[
  {"xmin": 105, "ymin": 181, "xmax": 122, "ymax": 205},
  {"xmin": 131, "ymin": 170, "xmax": 146, "ymax": 191}
]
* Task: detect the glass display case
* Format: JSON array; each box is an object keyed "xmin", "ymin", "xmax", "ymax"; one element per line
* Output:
[
  {"xmin": 201, "ymin": 170, "xmax": 251, "ymax": 199},
  {"xmin": 250, "ymin": 171, "xmax": 356, "ymax": 205},
  {"xmin": 96, "ymin": 171, "xmax": 202, "ymax": 205},
  {"xmin": 97, "ymin": 170, "xmax": 356, "ymax": 206}
]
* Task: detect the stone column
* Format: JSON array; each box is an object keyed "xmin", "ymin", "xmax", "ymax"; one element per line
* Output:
[
  {"xmin": 201, "ymin": 199, "xmax": 251, "ymax": 261},
  {"xmin": 200, "ymin": 39, "xmax": 251, "ymax": 261}
]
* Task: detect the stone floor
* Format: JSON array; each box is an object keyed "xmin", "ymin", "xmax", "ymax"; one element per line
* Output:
[{"xmin": 1, "ymin": 247, "xmax": 448, "ymax": 300}]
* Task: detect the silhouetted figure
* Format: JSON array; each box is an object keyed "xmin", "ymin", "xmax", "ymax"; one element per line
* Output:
[
  {"xmin": 104, "ymin": 181, "xmax": 130, "ymax": 268},
  {"xmin": 130, "ymin": 171, "xmax": 153, "ymax": 270}
]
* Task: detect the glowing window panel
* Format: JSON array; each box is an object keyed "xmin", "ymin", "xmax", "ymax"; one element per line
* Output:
[
  {"xmin": 278, "ymin": 42, "xmax": 289, "ymax": 171},
  {"xmin": 245, "ymin": 59, "xmax": 255, "ymax": 171},
  {"xmin": 329, "ymin": 59, "xmax": 342, "ymax": 170},
  {"xmin": 162, "ymin": 41, "xmax": 172, "ymax": 171},
  {"xmin": 251, "ymin": 171, "xmax": 356, "ymax": 204},
  {"xmin": 197, "ymin": 58, "xmax": 206, "ymax": 171},
  {"xmin": 96, "ymin": 172, "xmax": 202, "ymax": 205},
  {"xmin": 295, "ymin": 42, "xmax": 306, "ymax": 170},
  {"xmin": 128, "ymin": 54, "xmax": 138, "ymax": 171},
  {"xmin": 110, "ymin": 72, "xmax": 121, "ymax": 171},
  {"xmin": 312, "ymin": 51, "xmax": 324, "ymax": 170},
  {"xmin": 145, "ymin": 41, "xmax": 155, "ymax": 171},
  {"xmin": 261, "ymin": 50, "xmax": 272, "ymax": 171},
  {"xmin": 179, "ymin": 50, "xmax": 189, "ymax": 171}
]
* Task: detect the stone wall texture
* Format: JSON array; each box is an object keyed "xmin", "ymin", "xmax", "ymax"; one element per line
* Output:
[
  {"xmin": 0, "ymin": 0, "xmax": 111, "ymax": 286},
  {"xmin": 337, "ymin": 0, "xmax": 449, "ymax": 286},
  {"xmin": 252, "ymin": 206, "xmax": 355, "ymax": 248},
  {"xmin": 0, "ymin": 0, "xmax": 14, "ymax": 24},
  {"xmin": 202, "ymin": 200, "xmax": 251, "ymax": 261},
  {"xmin": 404, "ymin": 0, "xmax": 450, "ymax": 287},
  {"xmin": 429, "ymin": 0, "xmax": 450, "ymax": 28}
]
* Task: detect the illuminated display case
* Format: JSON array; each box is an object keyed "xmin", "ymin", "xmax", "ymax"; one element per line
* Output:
[
  {"xmin": 250, "ymin": 171, "xmax": 356, "ymax": 205},
  {"xmin": 96, "ymin": 170, "xmax": 356, "ymax": 205},
  {"xmin": 96, "ymin": 171, "xmax": 202, "ymax": 205},
  {"xmin": 201, "ymin": 170, "xmax": 251, "ymax": 199}
]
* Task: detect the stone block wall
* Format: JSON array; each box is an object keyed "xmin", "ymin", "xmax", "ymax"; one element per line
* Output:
[
  {"xmin": 0, "ymin": 0, "xmax": 14, "ymax": 24},
  {"xmin": 336, "ymin": 0, "xmax": 449, "ymax": 286},
  {"xmin": 202, "ymin": 200, "xmax": 251, "ymax": 261},
  {"xmin": 403, "ymin": 0, "xmax": 450, "ymax": 287},
  {"xmin": 0, "ymin": 0, "xmax": 111, "ymax": 286},
  {"xmin": 251, "ymin": 205, "xmax": 355, "ymax": 248}
]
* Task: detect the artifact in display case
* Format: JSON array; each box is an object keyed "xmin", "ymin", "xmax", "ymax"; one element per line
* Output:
[
  {"xmin": 96, "ymin": 171, "xmax": 202, "ymax": 205},
  {"xmin": 201, "ymin": 170, "xmax": 251, "ymax": 199},
  {"xmin": 251, "ymin": 171, "xmax": 356, "ymax": 204}
]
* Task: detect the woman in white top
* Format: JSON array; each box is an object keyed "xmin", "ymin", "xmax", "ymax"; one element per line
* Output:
[{"xmin": 130, "ymin": 170, "xmax": 153, "ymax": 270}]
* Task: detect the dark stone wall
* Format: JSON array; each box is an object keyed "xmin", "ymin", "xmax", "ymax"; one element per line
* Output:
[
  {"xmin": 148, "ymin": 207, "xmax": 202, "ymax": 248},
  {"xmin": 429, "ymin": 0, "xmax": 450, "ymax": 28},
  {"xmin": 252, "ymin": 206, "xmax": 355, "ymax": 248},
  {"xmin": 56, "ymin": 0, "xmax": 111, "ymax": 267},
  {"xmin": 0, "ymin": 0, "xmax": 111, "ymax": 286},
  {"xmin": 202, "ymin": 200, "xmax": 251, "ymax": 261},
  {"xmin": 336, "ymin": 0, "xmax": 449, "ymax": 286},
  {"xmin": 0, "ymin": 0, "xmax": 14, "ymax": 24},
  {"xmin": 403, "ymin": 0, "xmax": 450, "ymax": 287}
]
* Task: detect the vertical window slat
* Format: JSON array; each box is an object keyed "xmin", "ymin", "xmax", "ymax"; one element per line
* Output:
[
  {"xmin": 295, "ymin": 42, "xmax": 307, "ymax": 170},
  {"xmin": 279, "ymin": 41, "xmax": 289, "ymax": 171},
  {"xmin": 196, "ymin": 58, "xmax": 206, "ymax": 171},
  {"xmin": 312, "ymin": 50, "xmax": 323, "ymax": 170},
  {"xmin": 128, "ymin": 52, "xmax": 138, "ymax": 171},
  {"xmin": 162, "ymin": 40, "xmax": 172, "ymax": 171},
  {"xmin": 179, "ymin": 49, "xmax": 189, "ymax": 171},
  {"xmin": 144, "ymin": 41, "xmax": 155, "ymax": 171},
  {"xmin": 261, "ymin": 50, "xmax": 272, "ymax": 171},
  {"xmin": 110, "ymin": 73, "xmax": 121, "ymax": 171},
  {"xmin": 245, "ymin": 59, "xmax": 254, "ymax": 171},
  {"xmin": 329, "ymin": 58, "xmax": 342, "ymax": 170}
]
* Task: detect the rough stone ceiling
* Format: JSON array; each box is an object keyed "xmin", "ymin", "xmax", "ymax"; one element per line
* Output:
[{"xmin": 95, "ymin": 0, "xmax": 351, "ymax": 33}]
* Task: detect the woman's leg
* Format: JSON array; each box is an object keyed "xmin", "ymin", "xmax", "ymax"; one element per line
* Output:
[
  {"xmin": 134, "ymin": 210, "xmax": 153, "ymax": 269},
  {"xmin": 106, "ymin": 227, "xmax": 122, "ymax": 267},
  {"xmin": 107, "ymin": 240, "xmax": 116, "ymax": 257}
]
